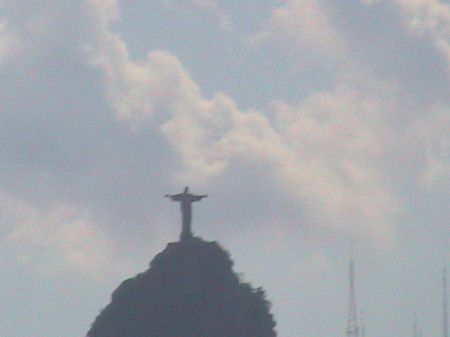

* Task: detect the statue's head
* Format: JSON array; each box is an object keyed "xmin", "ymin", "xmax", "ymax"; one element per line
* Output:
[{"xmin": 184, "ymin": 186, "xmax": 189, "ymax": 193}]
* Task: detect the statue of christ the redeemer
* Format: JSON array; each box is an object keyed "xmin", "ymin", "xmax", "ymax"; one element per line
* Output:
[{"xmin": 165, "ymin": 186, "xmax": 208, "ymax": 242}]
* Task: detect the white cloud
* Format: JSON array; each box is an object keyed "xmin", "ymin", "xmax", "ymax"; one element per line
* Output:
[
  {"xmin": 191, "ymin": 0, "xmax": 234, "ymax": 32},
  {"xmin": 0, "ymin": 0, "xmax": 448, "ymax": 273},
  {"xmin": 87, "ymin": 15, "xmax": 401, "ymax": 245},
  {"xmin": 394, "ymin": 0, "xmax": 450, "ymax": 34},
  {"xmin": 270, "ymin": 85, "xmax": 400, "ymax": 245},
  {"xmin": 400, "ymin": 0, "xmax": 450, "ymax": 74},
  {"xmin": 258, "ymin": 0, "xmax": 347, "ymax": 66},
  {"xmin": 255, "ymin": 0, "xmax": 449, "ymax": 227},
  {"xmin": 0, "ymin": 191, "xmax": 115, "ymax": 276},
  {"xmin": 89, "ymin": 0, "xmax": 120, "ymax": 23},
  {"xmin": 362, "ymin": 0, "xmax": 450, "ymax": 69}
]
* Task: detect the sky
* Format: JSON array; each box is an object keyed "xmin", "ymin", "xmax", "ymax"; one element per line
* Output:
[{"xmin": 0, "ymin": 0, "xmax": 448, "ymax": 336}]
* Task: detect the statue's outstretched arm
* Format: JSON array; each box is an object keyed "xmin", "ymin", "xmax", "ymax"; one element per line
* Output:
[
  {"xmin": 166, "ymin": 193, "xmax": 184, "ymax": 201},
  {"xmin": 191, "ymin": 195, "xmax": 208, "ymax": 202}
]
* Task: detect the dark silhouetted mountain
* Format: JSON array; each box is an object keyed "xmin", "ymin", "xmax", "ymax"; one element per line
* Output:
[{"xmin": 87, "ymin": 238, "xmax": 277, "ymax": 337}]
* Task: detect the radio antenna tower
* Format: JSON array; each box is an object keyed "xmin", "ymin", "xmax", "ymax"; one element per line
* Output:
[
  {"xmin": 444, "ymin": 266, "xmax": 448, "ymax": 337},
  {"xmin": 413, "ymin": 312, "xmax": 419, "ymax": 337},
  {"xmin": 360, "ymin": 310, "xmax": 366, "ymax": 337},
  {"xmin": 346, "ymin": 251, "xmax": 359, "ymax": 337}
]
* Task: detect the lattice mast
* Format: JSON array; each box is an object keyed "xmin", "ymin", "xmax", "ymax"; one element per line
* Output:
[
  {"xmin": 444, "ymin": 267, "xmax": 448, "ymax": 337},
  {"xmin": 413, "ymin": 312, "xmax": 418, "ymax": 337},
  {"xmin": 360, "ymin": 310, "xmax": 366, "ymax": 337},
  {"xmin": 346, "ymin": 257, "xmax": 359, "ymax": 337}
]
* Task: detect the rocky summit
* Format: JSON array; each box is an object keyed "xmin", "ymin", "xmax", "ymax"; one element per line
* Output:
[{"xmin": 87, "ymin": 238, "xmax": 277, "ymax": 337}]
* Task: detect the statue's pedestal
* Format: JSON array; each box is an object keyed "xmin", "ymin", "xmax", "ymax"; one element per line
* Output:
[{"xmin": 180, "ymin": 230, "xmax": 193, "ymax": 242}]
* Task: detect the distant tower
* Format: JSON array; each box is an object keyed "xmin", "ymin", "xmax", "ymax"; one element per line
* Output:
[
  {"xmin": 413, "ymin": 312, "xmax": 419, "ymax": 337},
  {"xmin": 346, "ymin": 256, "xmax": 359, "ymax": 337},
  {"xmin": 360, "ymin": 310, "xmax": 366, "ymax": 337},
  {"xmin": 444, "ymin": 267, "xmax": 448, "ymax": 337},
  {"xmin": 413, "ymin": 313, "xmax": 425, "ymax": 337}
]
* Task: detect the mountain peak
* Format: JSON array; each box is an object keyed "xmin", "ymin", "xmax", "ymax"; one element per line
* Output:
[{"xmin": 87, "ymin": 237, "xmax": 277, "ymax": 337}]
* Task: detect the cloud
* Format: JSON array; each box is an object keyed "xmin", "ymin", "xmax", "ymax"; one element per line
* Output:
[
  {"xmin": 393, "ymin": 0, "xmax": 450, "ymax": 71},
  {"xmin": 393, "ymin": 0, "xmax": 450, "ymax": 35},
  {"xmin": 0, "ymin": 0, "xmax": 448, "ymax": 278},
  {"xmin": 260, "ymin": 0, "xmax": 450, "ymax": 101},
  {"xmin": 0, "ymin": 191, "xmax": 114, "ymax": 276},
  {"xmin": 256, "ymin": 0, "xmax": 347, "ymax": 67},
  {"xmin": 259, "ymin": 1, "xmax": 449, "ymax": 182},
  {"xmin": 88, "ymin": 11, "xmax": 401, "ymax": 246},
  {"xmin": 191, "ymin": 0, "xmax": 234, "ymax": 32},
  {"xmin": 270, "ymin": 85, "xmax": 399, "ymax": 242},
  {"xmin": 0, "ymin": 0, "xmax": 173, "ymax": 274}
]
